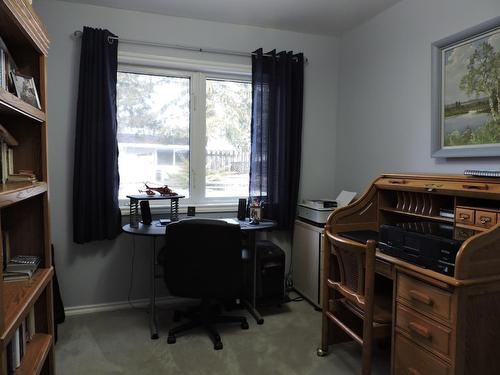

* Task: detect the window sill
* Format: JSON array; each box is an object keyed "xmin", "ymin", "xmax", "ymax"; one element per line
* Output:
[{"xmin": 119, "ymin": 202, "xmax": 238, "ymax": 216}]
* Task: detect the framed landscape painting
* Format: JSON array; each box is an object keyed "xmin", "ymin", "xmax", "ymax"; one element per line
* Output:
[{"xmin": 432, "ymin": 17, "xmax": 500, "ymax": 157}]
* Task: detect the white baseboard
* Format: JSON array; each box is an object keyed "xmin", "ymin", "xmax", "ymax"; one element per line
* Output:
[{"xmin": 65, "ymin": 296, "xmax": 192, "ymax": 317}]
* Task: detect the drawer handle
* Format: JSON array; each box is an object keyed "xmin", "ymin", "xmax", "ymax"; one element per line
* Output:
[
  {"xmin": 408, "ymin": 290, "xmax": 433, "ymax": 306},
  {"xmin": 424, "ymin": 183, "xmax": 442, "ymax": 192},
  {"xmin": 408, "ymin": 322, "xmax": 432, "ymax": 340},
  {"xmin": 408, "ymin": 368, "xmax": 422, "ymax": 375},
  {"xmin": 389, "ymin": 179, "xmax": 406, "ymax": 184},
  {"xmin": 459, "ymin": 213, "xmax": 470, "ymax": 221},
  {"xmin": 480, "ymin": 216, "xmax": 491, "ymax": 225},
  {"xmin": 463, "ymin": 183, "xmax": 488, "ymax": 190}
]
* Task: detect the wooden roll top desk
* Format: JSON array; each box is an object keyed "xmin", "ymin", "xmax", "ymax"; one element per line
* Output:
[{"xmin": 321, "ymin": 173, "xmax": 500, "ymax": 375}]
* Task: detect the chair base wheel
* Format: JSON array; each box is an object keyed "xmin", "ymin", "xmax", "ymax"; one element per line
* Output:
[
  {"xmin": 167, "ymin": 335, "xmax": 176, "ymax": 344},
  {"xmin": 316, "ymin": 348, "xmax": 328, "ymax": 357},
  {"xmin": 214, "ymin": 341, "xmax": 223, "ymax": 350},
  {"xmin": 241, "ymin": 321, "xmax": 249, "ymax": 330},
  {"xmin": 151, "ymin": 333, "xmax": 159, "ymax": 340},
  {"xmin": 257, "ymin": 318, "xmax": 264, "ymax": 325}
]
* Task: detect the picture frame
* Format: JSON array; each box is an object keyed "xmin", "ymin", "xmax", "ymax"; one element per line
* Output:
[
  {"xmin": 10, "ymin": 71, "xmax": 41, "ymax": 109},
  {"xmin": 431, "ymin": 16, "xmax": 500, "ymax": 158}
]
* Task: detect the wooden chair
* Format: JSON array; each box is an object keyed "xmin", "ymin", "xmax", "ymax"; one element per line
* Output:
[{"xmin": 319, "ymin": 234, "xmax": 392, "ymax": 375}]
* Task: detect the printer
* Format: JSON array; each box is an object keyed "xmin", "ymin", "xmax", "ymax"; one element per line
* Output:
[{"xmin": 297, "ymin": 191, "xmax": 357, "ymax": 225}]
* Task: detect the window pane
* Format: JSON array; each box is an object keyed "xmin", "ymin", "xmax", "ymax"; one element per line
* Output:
[
  {"xmin": 117, "ymin": 72, "xmax": 190, "ymax": 199},
  {"xmin": 205, "ymin": 79, "xmax": 251, "ymax": 197}
]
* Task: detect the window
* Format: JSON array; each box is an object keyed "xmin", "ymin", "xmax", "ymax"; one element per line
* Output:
[{"xmin": 117, "ymin": 65, "xmax": 251, "ymax": 206}]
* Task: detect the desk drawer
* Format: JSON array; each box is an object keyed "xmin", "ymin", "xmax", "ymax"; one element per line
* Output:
[
  {"xmin": 394, "ymin": 333, "xmax": 450, "ymax": 375},
  {"xmin": 455, "ymin": 208, "xmax": 474, "ymax": 225},
  {"xmin": 475, "ymin": 210, "xmax": 497, "ymax": 229},
  {"xmin": 396, "ymin": 304, "xmax": 452, "ymax": 360},
  {"xmin": 397, "ymin": 274, "xmax": 452, "ymax": 323}
]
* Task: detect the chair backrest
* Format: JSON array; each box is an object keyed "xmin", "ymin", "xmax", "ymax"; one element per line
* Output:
[
  {"xmin": 159, "ymin": 218, "xmax": 242, "ymax": 299},
  {"xmin": 327, "ymin": 233, "xmax": 376, "ymax": 309}
]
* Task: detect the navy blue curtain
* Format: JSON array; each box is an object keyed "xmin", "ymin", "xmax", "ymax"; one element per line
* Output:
[
  {"xmin": 73, "ymin": 27, "xmax": 121, "ymax": 244},
  {"xmin": 250, "ymin": 49, "xmax": 304, "ymax": 230}
]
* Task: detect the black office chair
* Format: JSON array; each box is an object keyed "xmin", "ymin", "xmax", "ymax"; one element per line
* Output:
[{"xmin": 158, "ymin": 218, "xmax": 249, "ymax": 350}]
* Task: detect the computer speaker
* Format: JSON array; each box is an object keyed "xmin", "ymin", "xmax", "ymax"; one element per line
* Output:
[
  {"xmin": 237, "ymin": 198, "xmax": 247, "ymax": 221},
  {"xmin": 140, "ymin": 200, "xmax": 152, "ymax": 225}
]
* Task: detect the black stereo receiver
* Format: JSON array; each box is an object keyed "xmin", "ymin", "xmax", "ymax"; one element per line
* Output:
[{"xmin": 378, "ymin": 222, "xmax": 463, "ymax": 276}]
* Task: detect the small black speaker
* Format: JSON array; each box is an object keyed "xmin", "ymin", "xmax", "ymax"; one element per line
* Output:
[
  {"xmin": 237, "ymin": 198, "xmax": 247, "ymax": 221},
  {"xmin": 187, "ymin": 206, "xmax": 196, "ymax": 216},
  {"xmin": 140, "ymin": 200, "xmax": 152, "ymax": 225}
]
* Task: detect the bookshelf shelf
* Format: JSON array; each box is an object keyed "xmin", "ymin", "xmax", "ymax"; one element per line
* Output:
[
  {"xmin": 0, "ymin": 182, "xmax": 47, "ymax": 208},
  {"xmin": 1, "ymin": 268, "xmax": 53, "ymax": 346},
  {"xmin": 13, "ymin": 333, "xmax": 52, "ymax": 375},
  {"xmin": 0, "ymin": 88, "xmax": 45, "ymax": 123}
]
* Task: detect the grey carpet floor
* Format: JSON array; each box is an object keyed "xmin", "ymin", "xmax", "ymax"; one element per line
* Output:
[{"xmin": 55, "ymin": 299, "xmax": 390, "ymax": 374}]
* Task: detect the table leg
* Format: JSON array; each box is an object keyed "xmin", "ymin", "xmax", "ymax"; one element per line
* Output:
[
  {"xmin": 150, "ymin": 237, "xmax": 159, "ymax": 339},
  {"xmin": 243, "ymin": 231, "xmax": 264, "ymax": 324}
]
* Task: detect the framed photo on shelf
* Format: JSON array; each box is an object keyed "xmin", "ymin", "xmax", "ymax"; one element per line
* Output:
[
  {"xmin": 10, "ymin": 71, "xmax": 41, "ymax": 109},
  {"xmin": 431, "ymin": 16, "xmax": 500, "ymax": 158}
]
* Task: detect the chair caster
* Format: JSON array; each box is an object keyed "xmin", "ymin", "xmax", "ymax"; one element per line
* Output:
[
  {"xmin": 257, "ymin": 318, "xmax": 264, "ymax": 325},
  {"xmin": 241, "ymin": 320, "xmax": 249, "ymax": 330},
  {"xmin": 151, "ymin": 333, "xmax": 159, "ymax": 340},
  {"xmin": 214, "ymin": 341, "xmax": 223, "ymax": 350},
  {"xmin": 316, "ymin": 348, "xmax": 328, "ymax": 357},
  {"xmin": 167, "ymin": 335, "xmax": 176, "ymax": 344}
]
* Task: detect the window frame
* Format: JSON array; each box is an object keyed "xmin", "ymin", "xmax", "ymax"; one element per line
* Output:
[{"xmin": 117, "ymin": 56, "xmax": 252, "ymax": 212}]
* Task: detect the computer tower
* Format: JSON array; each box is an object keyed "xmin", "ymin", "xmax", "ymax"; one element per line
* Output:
[{"xmin": 255, "ymin": 240, "xmax": 285, "ymax": 306}]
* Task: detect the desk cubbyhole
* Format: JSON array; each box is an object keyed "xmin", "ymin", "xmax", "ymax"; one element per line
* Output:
[
  {"xmin": 456, "ymin": 197, "xmax": 500, "ymax": 211},
  {"xmin": 378, "ymin": 191, "xmax": 454, "ymax": 225}
]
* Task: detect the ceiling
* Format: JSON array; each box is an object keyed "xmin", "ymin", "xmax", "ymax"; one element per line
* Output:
[{"xmin": 61, "ymin": 0, "xmax": 402, "ymax": 35}]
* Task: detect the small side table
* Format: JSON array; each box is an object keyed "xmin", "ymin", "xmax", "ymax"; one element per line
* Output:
[{"xmin": 126, "ymin": 193, "xmax": 185, "ymax": 228}]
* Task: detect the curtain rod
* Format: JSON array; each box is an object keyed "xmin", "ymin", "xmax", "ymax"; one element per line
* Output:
[{"xmin": 72, "ymin": 30, "xmax": 308, "ymax": 63}]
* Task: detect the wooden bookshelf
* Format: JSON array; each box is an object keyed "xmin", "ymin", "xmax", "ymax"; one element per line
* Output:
[{"xmin": 0, "ymin": 0, "xmax": 53, "ymax": 374}]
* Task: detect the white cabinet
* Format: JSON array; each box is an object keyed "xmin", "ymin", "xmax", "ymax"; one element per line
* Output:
[{"xmin": 292, "ymin": 219, "xmax": 324, "ymax": 307}]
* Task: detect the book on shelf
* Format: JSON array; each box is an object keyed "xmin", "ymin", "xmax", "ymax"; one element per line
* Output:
[
  {"xmin": 6, "ymin": 310, "xmax": 35, "ymax": 374},
  {"xmin": 0, "ymin": 35, "xmax": 17, "ymax": 93},
  {"xmin": 27, "ymin": 307, "xmax": 36, "ymax": 341},
  {"xmin": 4, "ymin": 255, "xmax": 41, "ymax": 281},
  {"xmin": 6, "ymin": 172, "xmax": 37, "ymax": 183},
  {"xmin": 6, "ymin": 341, "xmax": 13, "ymax": 375},
  {"xmin": 2, "ymin": 230, "xmax": 10, "ymax": 270},
  {"xmin": 0, "ymin": 48, "xmax": 5, "ymax": 89},
  {"xmin": 3, "ymin": 268, "xmax": 36, "ymax": 281},
  {"xmin": 11, "ymin": 326, "xmax": 21, "ymax": 369},
  {"xmin": 7, "ymin": 254, "xmax": 41, "ymax": 269}
]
